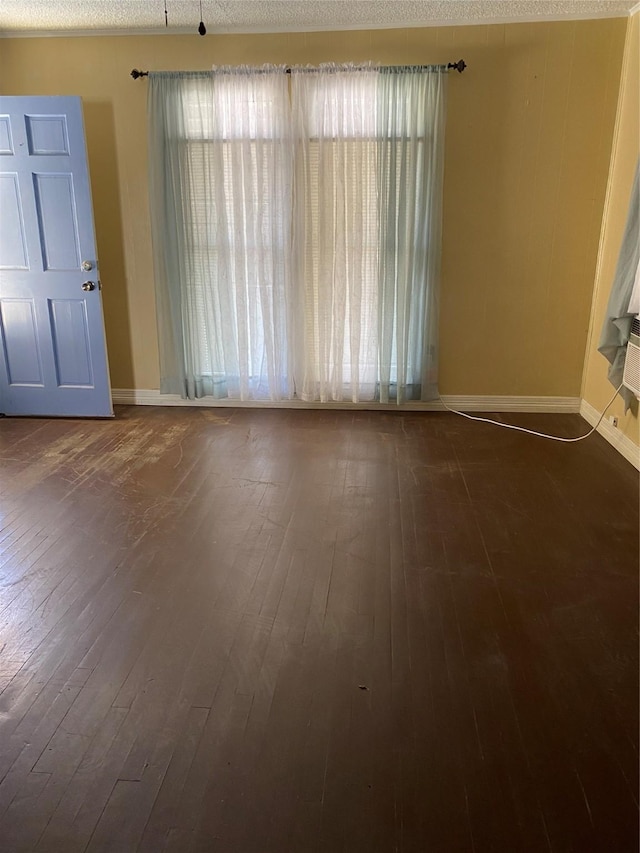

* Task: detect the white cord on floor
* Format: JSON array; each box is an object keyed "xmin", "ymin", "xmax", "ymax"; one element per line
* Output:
[{"xmin": 439, "ymin": 383, "xmax": 624, "ymax": 443}]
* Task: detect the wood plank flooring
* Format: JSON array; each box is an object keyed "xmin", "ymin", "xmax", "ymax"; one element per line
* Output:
[{"xmin": 0, "ymin": 406, "xmax": 638, "ymax": 852}]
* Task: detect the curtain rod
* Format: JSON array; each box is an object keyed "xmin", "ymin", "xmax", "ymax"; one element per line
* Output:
[{"xmin": 130, "ymin": 60, "xmax": 466, "ymax": 79}]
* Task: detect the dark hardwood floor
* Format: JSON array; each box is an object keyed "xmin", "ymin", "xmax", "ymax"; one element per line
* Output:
[{"xmin": 0, "ymin": 406, "xmax": 637, "ymax": 853}]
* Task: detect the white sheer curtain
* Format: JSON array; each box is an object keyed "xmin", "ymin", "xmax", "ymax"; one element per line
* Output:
[
  {"xmin": 148, "ymin": 67, "xmax": 293, "ymax": 400},
  {"xmin": 148, "ymin": 64, "xmax": 446, "ymax": 404},
  {"xmin": 291, "ymin": 65, "xmax": 446, "ymax": 403},
  {"xmin": 291, "ymin": 66, "xmax": 380, "ymax": 402}
]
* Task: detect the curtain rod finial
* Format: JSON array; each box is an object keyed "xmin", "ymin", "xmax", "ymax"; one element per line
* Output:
[
  {"xmin": 447, "ymin": 59, "xmax": 466, "ymax": 73},
  {"xmin": 131, "ymin": 68, "xmax": 149, "ymax": 79}
]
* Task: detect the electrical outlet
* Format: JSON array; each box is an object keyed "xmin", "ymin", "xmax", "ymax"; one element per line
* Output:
[{"xmin": 609, "ymin": 416, "xmax": 618, "ymax": 428}]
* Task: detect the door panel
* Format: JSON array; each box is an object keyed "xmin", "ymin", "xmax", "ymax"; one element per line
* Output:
[
  {"xmin": 49, "ymin": 299, "xmax": 93, "ymax": 386},
  {"xmin": 26, "ymin": 114, "xmax": 70, "ymax": 155},
  {"xmin": 0, "ymin": 299, "xmax": 44, "ymax": 385},
  {"xmin": 33, "ymin": 173, "xmax": 81, "ymax": 270},
  {"xmin": 0, "ymin": 96, "xmax": 112, "ymax": 417},
  {"xmin": 0, "ymin": 174, "xmax": 28, "ymax": 268},
  {"xmin": 0, "ymin": 117, "xmax": 13, "ymax": 154}
]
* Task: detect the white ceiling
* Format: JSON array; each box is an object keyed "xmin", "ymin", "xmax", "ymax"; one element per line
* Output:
[{"xmin": 0, "ymin": 0, "xmax": 637, "ymax": 36}]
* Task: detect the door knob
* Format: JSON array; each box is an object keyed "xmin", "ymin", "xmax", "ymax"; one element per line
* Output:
[{"xmin": 82, "ymin": 281, "xmax": 96, "ymax": 292}]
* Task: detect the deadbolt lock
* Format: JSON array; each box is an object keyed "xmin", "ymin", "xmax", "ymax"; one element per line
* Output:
[{"xmin": 81, "ymin": 260, "xmax": 93, "ymax": 271}]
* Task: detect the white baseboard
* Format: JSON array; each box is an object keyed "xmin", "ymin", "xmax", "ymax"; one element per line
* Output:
[
  {"xmin": 111, "ymin": 388, "xmax": 580, "ymax": 413},
  {"xmin": 579, "ymin": 399, "xmax": 640, "ymax": 470},
  {"xmin": 441, "ymin": 395, "xmax": 580, "ymax": 413}
]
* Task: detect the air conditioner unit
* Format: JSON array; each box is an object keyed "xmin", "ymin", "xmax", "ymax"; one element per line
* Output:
[{"xmin": 622, "ymin": 315, "xmax": 640, "ymax": 398}]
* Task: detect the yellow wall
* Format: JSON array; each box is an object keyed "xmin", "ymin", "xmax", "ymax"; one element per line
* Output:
[
  {"xmin": 582, "ymin": 12, "xmax": 639, "ymax": 448},
  {"xmin": 0, "ymin": 20, "xmax": 627, "ymax": 394}
]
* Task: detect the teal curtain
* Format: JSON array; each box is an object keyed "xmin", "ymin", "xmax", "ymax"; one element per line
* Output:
[
  {"xmin": 377, "ymin": 67, "xmax": 446, "ymax": 403},
  {"xmin": 598, "ymin": 161, "xmax": 640, "ymax": 410},
  {"xmin": 148, "ymin": 72, "xmax": 197, "ymax": 397}
]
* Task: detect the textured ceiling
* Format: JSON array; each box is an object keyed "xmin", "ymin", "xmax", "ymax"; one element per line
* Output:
[{"xmin": 0, "ymin": 0, "xmax": 637, "ymax": 35}]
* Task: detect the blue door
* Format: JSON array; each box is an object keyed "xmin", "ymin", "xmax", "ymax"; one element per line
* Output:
[{"xmin": 0, "ymin": 96, "xmax": 112, "ymax": 417}]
